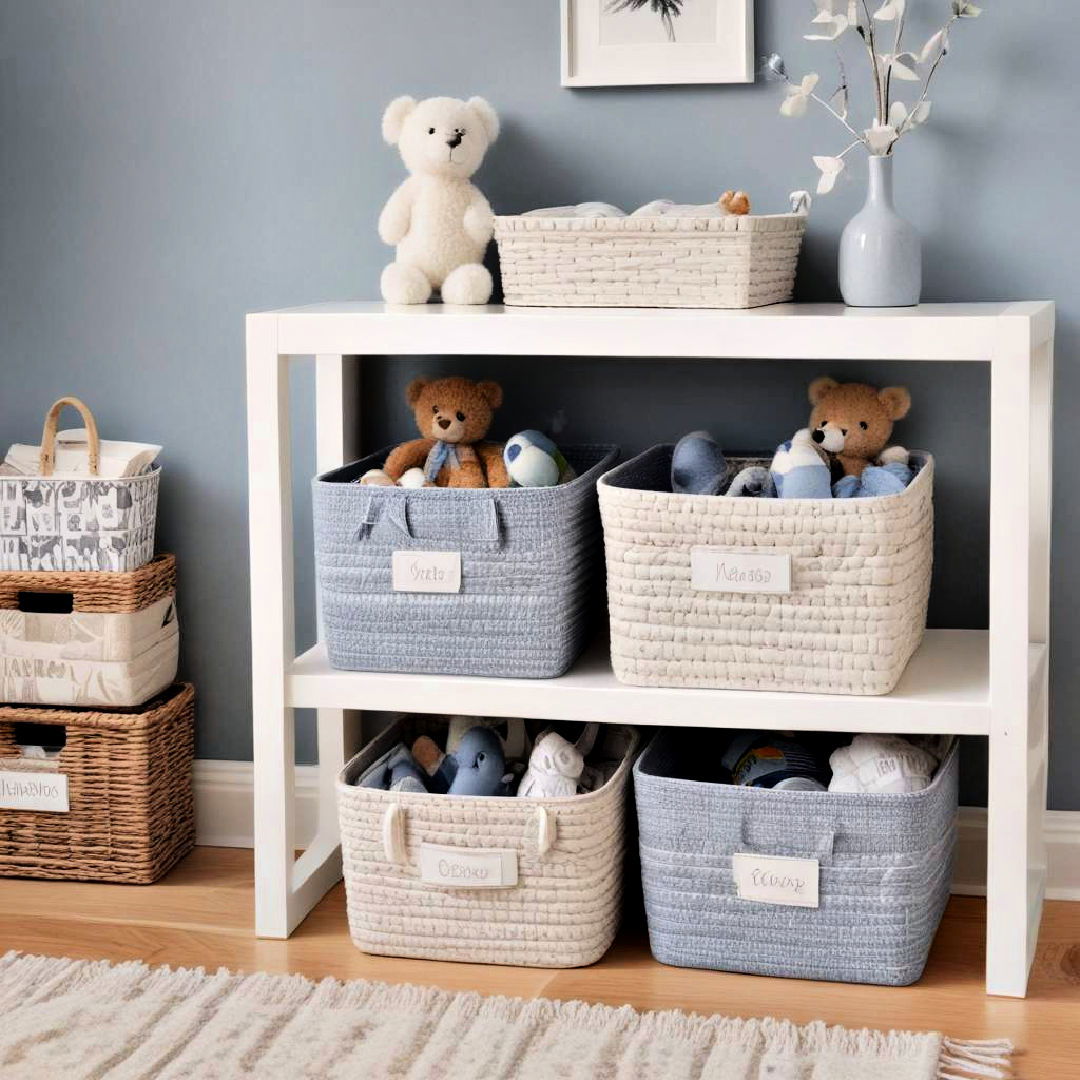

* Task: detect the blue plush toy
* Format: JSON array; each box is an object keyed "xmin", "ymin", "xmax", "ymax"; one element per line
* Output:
[
  {"xmin": 504, "ymin": 430, "xmax": 574, "ymax": 488},
  {"xmin": 446, "ymin": 726, "xmax": 513, "ymax": 796},
  {"xmin": 671, "ymin": 430, "xmax": 729, "ymax": 495},
  {"xmin": 769, "ymin": 429, "xmax": 833, "ymax": 499}
]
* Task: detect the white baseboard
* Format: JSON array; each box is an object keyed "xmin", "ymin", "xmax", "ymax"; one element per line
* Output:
[{"xmin": 193, "ymin": 760, "xmax": 1080, "ymax": 899}]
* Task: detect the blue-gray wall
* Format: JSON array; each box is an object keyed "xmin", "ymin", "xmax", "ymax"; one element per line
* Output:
[{"xmin": 0, "ymin": 1, "xmax": 1072, "ymax": 808}]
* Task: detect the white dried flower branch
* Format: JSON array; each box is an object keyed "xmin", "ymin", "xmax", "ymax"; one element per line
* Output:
[{"xmin": 765, "ymin": 0, "xmax": 984, "ymax": 193}]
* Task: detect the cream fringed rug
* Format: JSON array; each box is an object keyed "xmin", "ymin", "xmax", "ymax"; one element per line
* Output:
[{"xmin": 0, "ymin": 952, "xmax": 1011, "ymax": 1080}]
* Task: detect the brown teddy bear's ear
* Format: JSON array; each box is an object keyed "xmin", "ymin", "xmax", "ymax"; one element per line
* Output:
[
  {"xmin": 405, "ymin": 377, "xmax": 429, "ymax": 406},
  {"xmin": 477, "ymin": 380, "xmax": 503, "ymax": 409},
  {"xmin": 808, "ymin": 376, "xmax": 839, "ymax": 405},
  {"xmin": 878, "ymin": 386, "xmax": 912, "ymax": 420}
]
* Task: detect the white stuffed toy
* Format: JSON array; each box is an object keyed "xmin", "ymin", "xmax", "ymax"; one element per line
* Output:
[
  {"xmin": 378, "ymin": 94, "xmax": 499, "ymax": 306},
  {"xmin": 828, "ymin": 734, "xmax": 938, "ymax": 795}
]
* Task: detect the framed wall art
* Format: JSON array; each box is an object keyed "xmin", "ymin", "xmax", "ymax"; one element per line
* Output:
[{"xmin": 561, "ymin": 0, "xmax": 754, "ymax": 87}]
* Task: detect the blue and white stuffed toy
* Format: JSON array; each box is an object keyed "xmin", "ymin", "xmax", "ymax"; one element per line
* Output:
[
  {"xmin": 769, "ymin": 429, "xmax": 833, "ymax": 499},
  {"xmin": 503, "ymin": 430, "xmax": 575, "ymax": 487}
]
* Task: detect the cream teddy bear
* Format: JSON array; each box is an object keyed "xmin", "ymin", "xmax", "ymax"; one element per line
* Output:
[{"xmin": 378, "ymin": 94, "xmax": 499, "ymax": 306}]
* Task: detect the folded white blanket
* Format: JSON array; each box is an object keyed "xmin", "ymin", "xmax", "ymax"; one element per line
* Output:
[
  {"xmin": 521, "ymin": 202, "xmax": 626, "ymax": 218},
  {"xmin": 829, "ymin": 734, "xmax": 938, "ymax": 794},
  {"xmin": 2, "ymin": 428, "xmax": 161, "ymax": 479}
]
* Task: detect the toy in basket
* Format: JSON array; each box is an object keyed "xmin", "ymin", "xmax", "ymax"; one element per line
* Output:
[
  {"xmin": 494, "ymin": 191, "xmax": 811, "ymax": 309},
  {"xmin": 0, "ymin": 397, "xmax": 160, "ymax": 572}
]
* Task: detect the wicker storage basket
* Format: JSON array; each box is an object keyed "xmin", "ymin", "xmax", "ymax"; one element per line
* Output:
[
  {"xmin": 313, "ymin": 445, "xmax": 618, "ymax": 678},
  {"xmin": 338, "ymin": 716, "xmax": 639, "ymax": 967},
  {"xmin": 635, "ymin": 730, "xmax": 958, "ymax": 986},
  {"xmin": 494, "ymin": 211, "xmax": 807, "ymax": 309},
  {"xmin": 0, "ymin": 683, "xmax": 195, "ymax": 883},
  {"xmin": 598, "ymin": 446, "xmax": 933, "ymax": 695},
  {"xmin": 0, "ymin": 397, "xmax": 159, "ymax": 572},
  {"xmin": 0, "ymin": 554, "xmax": 179, "ymax": 707}
]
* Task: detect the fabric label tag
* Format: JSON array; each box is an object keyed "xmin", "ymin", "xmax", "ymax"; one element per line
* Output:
[
  {"xmin": 392, "ymin": 551, "xmax": 461, "ymax": 593},
  {"xmin": 691, "ymin": 548, "xmax": 792, "ymax": 594},
  {"xmin": 732, "ymin": 852, "xmax": 819, "ymax": 908},
  {"xmin": 0, "ymin": 770, "xmax": 69, "ymax": 813},
  {"xmin": 419, "ymin": 844, "xmax": 518, "ymax": 889}
]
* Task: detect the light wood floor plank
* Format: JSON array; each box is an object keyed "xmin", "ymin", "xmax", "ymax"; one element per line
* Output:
[{"xmin": 0, "ymin": 847, "xmax": 1077, "ymax": 1076}]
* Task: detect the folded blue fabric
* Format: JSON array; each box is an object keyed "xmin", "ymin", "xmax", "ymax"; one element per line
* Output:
[{"xmin": 833, "ymin": 460, "xmax": 913, "ymax": 499}]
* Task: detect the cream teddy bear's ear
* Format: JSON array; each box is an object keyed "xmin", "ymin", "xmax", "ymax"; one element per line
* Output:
[
  {"xmin": 466, "ymin": 96, "xmax": 500, "ymax": 143},
  {"xmin": 382, "ymin": 95, "xmax": 417, "ymax": 145}
]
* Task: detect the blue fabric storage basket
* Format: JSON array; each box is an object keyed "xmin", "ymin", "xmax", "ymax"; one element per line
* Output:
[
  {"xmin": 313, "ymin": 445, "xmax": 618, "ymax": 678},
  {"xmin": 634, "ymin": 730, "xmax": 959, "ymax": 986}
]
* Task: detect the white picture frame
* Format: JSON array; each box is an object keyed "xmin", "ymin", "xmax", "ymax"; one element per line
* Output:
[{"xmin": 561, "ymin": 0, "xmax": 754, "ymax": 87}]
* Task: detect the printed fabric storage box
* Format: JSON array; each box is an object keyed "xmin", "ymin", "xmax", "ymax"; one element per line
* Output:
[
  {"xmin": 494, "ymin": 206, "xmax": 808, "ymax": 309},
  {"xmin": 313, "ymin": 445, "xmax": 618, "ymax": 678},
  {"xmin": 338, "ymin": 716, "xmax": 639, "ymax": 967},
  {"xmin": 0, "ymin": 683, "xmax": 195, "ymax": 883},
  {"xmin": 0, "ymin": 554, "xmax": 178, "ymax": 707},
  {"xmin": 598, "ymin": 446, "xmax": 934, "ymax": 695},
  {"xmin": 0, "ymin": 397, "xmax": 159, "ymax": 572},
  {"xmin": 634, "ymin": 730, "xmax": 958, "ymax": 986}
]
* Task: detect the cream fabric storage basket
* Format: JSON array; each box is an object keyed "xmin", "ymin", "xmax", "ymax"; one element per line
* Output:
[
  {"xmin": 597, "ymin": 446, "xmax": 934, "ymax": 695},
  {"xmin": 494, "ymin": 210, "xmax": 807, "ymax": 309},
  {"xmin": 0, "ymin": 554, "xmax": 179, "ymax": 707},
  {"xmin": 338, "ymin": 717, "xmax": 639, "ymax": 968}
]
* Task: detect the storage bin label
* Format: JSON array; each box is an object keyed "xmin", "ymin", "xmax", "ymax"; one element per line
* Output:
[
  {"xmin": 392, "ymin": 551, "xmax": 462, "ymax": 593},
  {"xmin": 418, "ymin": 844, "xmax": 518, "ymax": 889},
  {"xmin": 691, "ymin": 549, "xmax": 792, "ymax": 594},
  {"xmin": 0, "ymin": 770, "xmax": 69, "ymax": 813},
  {"xmin": 732, "ymin": 852, "xmax": 819, "ymax": 908}
]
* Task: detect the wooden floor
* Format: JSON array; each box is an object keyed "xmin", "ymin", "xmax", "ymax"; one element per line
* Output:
[{"xmin": 1, "ymin": 848, "xmax": 1078, "ymax": 1076}]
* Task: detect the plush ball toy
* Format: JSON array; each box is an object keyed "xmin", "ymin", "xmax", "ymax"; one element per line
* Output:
[
  {"xmin": 807, "ymin": 377, "xmax": 912, "ymax": 479},
  {"xmin": 671, "ymin": 430, "xmax": 729, "ymax": 495},
  {"xmin": 504, "ymin": 430, "xmax": 574, "ymax": 488},
  {"xmin": 378, "ymin": 94, "xmax": 500, "ymax": 306},
  {"xmin": 372, "ymin": 376, "xmax": 509, "ymax": 489}
]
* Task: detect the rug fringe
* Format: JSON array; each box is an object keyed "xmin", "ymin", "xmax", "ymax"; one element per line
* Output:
[{"xmin": 939, "ymin": 1038, "xmax": 1014, "ymax": 1079}]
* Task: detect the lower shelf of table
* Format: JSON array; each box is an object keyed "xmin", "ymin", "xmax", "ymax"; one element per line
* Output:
[{"xmin": 289, "ymin": 629, "xmax": 1047, "ymax": 736}]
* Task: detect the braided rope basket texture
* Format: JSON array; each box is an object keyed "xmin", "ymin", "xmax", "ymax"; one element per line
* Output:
[
  {"xmin": 598, "ymin": 446, "xmax": 934, "ymax": 695},
  {"xmin": 634, "ymin": 731, "xmax": 958, "ymax": 986},
  {"xmin": 338, "ymin": 716, "xmax": 639, "ymax": 967},
  {"xmin": 0, "ymin": 683, "xmax": 195, "ymax": 883},
  {"xmin": 494, "ymin": 213, "xmax": 807, "ymax": 309},
  {"xmin": 313, "ymin": 446, "xmax": 618, "ymax": 678},
  {"xmin": 0, "ymin": 553, "xmax": 175, "ymax": 613}
]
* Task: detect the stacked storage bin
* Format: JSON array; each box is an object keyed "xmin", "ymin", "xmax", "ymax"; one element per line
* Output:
[{"xmin": 0, "ymin": 398, "xmax": 194, "ymax": 883}]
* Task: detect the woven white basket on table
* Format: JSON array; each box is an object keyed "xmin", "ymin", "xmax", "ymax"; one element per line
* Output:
[
  {"xmin": 597, "ymin": 446, "xmax": 934, "ymax": 696},
  {"xmin": 338, "ymin": 716, "xmax": 639, "ymax": 968},
  {"xmin": 494, "ymin": 199, "xmax": 808, "ymax": 309}
]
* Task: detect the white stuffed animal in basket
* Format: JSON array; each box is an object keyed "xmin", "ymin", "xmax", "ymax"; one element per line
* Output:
[{"xmin": 378, "ymin": 94, "xmax": 500, "ymax": 306}]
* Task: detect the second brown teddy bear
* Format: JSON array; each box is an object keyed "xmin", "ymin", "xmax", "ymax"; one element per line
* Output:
[{"xmin": 807, "ymin": 377, "xmax": 911, "ymax": 479}]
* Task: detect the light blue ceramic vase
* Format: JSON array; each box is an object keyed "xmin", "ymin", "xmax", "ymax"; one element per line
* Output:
[{"xmin": 838, "ymin": 155, "xmax": 921, "ymax": 307}]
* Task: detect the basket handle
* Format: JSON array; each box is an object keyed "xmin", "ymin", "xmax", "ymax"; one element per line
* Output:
[
  {"xmin": 38, "ymin": 397, "xmax": 101, "ymax": 477},
  {"xmin": 380, "ymin": 803, "xmax": 556, "ymax": 864},
  {"xmin": 385, "ymin": 495, "xmax": 501, "ymax": 544},
  {"xmin": 737, "ymin": 820, "xmax": 835, "ymax": 860}
]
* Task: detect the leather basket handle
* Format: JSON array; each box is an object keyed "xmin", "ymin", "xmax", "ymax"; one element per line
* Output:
[{"xmin": 39, "ymin": 397, "xmax": 101, "ymax": 477}]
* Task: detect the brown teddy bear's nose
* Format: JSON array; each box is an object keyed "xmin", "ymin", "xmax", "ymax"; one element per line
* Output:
[{"xmin": 438, "ymin": 418, "xmax": 451, "ymax": 430}]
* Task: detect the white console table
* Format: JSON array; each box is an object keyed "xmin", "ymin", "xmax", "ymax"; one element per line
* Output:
[{"xmin": 245, "ymin": 300, "xmax": 1054, "ymax": 997}]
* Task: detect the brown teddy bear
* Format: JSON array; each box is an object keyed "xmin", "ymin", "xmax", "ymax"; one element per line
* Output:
[
  {"xmin": 370, "ymin": 376, "xmax": 509, "ymax": 488},
  {"xmin": 807, "ymin": 377, "xmax": 912, "ymax": 479}
]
